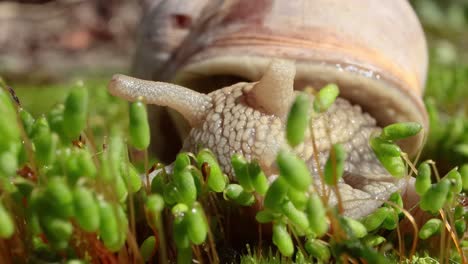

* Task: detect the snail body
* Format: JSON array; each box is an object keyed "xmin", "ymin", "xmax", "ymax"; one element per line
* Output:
[
  {"xmin": 112, "ymin": 0, "xmax": 429, "ymax": 218},
  {"xmin": 109, "ymin": 60, "xmax": 414, "ymax": 218},
  {"xmin": 133, "ymin": 0, "xmax": 428, "ymax": 160}
]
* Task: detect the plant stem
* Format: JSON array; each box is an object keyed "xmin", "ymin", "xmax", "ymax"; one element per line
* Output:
[{"xmin": 144, "ymin": 149, "xmax": 150, "ymax": 193}]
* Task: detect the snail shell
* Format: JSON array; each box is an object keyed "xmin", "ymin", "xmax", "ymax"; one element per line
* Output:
[
  {"xmin": 119, "ymin": 1, "xmax": 429, "ymax": 218},
  {"xmin": 132, "ymin": 0, "xmax": 428, "ymax": 160}
]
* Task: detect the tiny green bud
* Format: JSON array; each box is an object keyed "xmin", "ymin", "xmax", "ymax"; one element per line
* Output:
[
  {"xmin": 0, "ymin": 150, "xmax": 18, "ymax": 177},
  {"xmin": 173, "ymin": 209, "xmax": 190, "ymax": 249},
  {"xmin": 324, "ymin": 144, "xmax": 346, "ymax": 185},
  {"xmin": 381, "ymin": 122, "xmax": 422, "ymax": 141},
  {"xmin": 110, "ymin": 205, "xmax": 128, "ymax": 252},
  {"xmin": 231, "ymin": 154, "xmax": 254, "ymax": 192},
  {"xmin": 287, "ymin": 188, "xmax": 308, "ymax": 210},
  {"xmin": 281, "ymin": 200, "xmax": 309, "ymax": 231},
  {"xmin": 173, "ymin": 153, "xmax": 191, "ymax": 175},
  {"xmin": 108, "ymin": 134, "xmax": 125, "ymax": 174},
  {"xmin": 73, "ymin": 186, "xmax": 100, "ymax": 232},
  {"xmin": 0, "ymin": 202, "xmax": 14, "ymax": 238},
  {"xmin": 151, "ymin": 170, "xmax": 166, "ymax": 194},
  {"xmin": 186, "ymin": 203, "xmax": 208, "ymax": 245},
  {"xmin": 342, "ymin": 216, "xmax": 367, "ymax": 238},
  {"xmin": 416, "ymin": 162, "xmax": 432, "ymax": 196},
  {"xmin": 32, "ymin": 236, "xmax": 47, "ymax": 251},
  {"xmin": 248, "ymin": 161, "xmax": 269, "ymax": 195},
  {"xmin": 313, "ymin": 84, "xmax": 339, "ymax": 113},
  {"xmin": 146, "ymin": 194, "xmax": 165, "ymax": 215},
  {"xmin": 78, "ymin": 150, "xmax": 97, "ymax": 179},
  {"xmin": 39, "ymin": 215, "xmax": 73, "ymax": 250},
  {"xmin": 115, "ymin": 172, "xmax": 128, "ymax": 203},
  {"xmin": 19, "ymin": 108, "xmax": 35, "ymax": 137},
  {"xmin": 224, "ymin": 184, "xmax": 255, "ymax": 206},
  {"xmin": 65, "ymin": 149, "xmax": 96, "ymax": 183},
  {"xmin": 370, "ymin": 137, "xmax": 401, "ymax": 157},
  {"xmin": 295, "ymin": 250, "xmax": 306, "ymax": 263},
  {"xmin": 455, "ymin": 219, "xmax": 466, "ymax": 237},
  {"xmin": 305, "ymin": 239, "xmax": 330, "ymax": 262},
  {"xmin": 255, "ymin": 210, "xmax": 278, "ymax": 224},
  {"xmin": 98, "ymin": 200, "xmax": 120, "ymax": 251},
  {"xmin": 461, "ymin": 240, "xmax": 468, "ymax": 249},
  {"xmin": 97, "ymin": 153, "xmax": 113, "ymax": 182},
  {"xmin": 197, "ymin": 149, "xmax": 226, "ymax": 192},
  {"xmin": 32, "ymin": 117, "xmax": 56, "ymax": 166},
  {"xmin": 63, "ymin": 86, "xmax": 88, "ymax": 140},
  {"xmin": 140, "ymin": 236, "xmax": 156, "ymax": 262},
  {"xmin": 419, "ymin": 218, "xmax": 443, "ymax": 239},
  {"xmin": 306, "ymin": 193, "xmax": 328, "ymax": 237},
  {"xmin": 381, "ymin": 209, "xmax": 398, "ymax": 230},
  {"xmin": 47, "ymin": 103, "xmax": 65, "ymax": 139},
  {"xmin": 272, "ymin": 222, "xmax": 294, "ymax": 257},
  {"xmin": 120, "ymin": 163, "xmax": 142, "ymax": 193},
  {"xmin": 420, "ymin": 180, "xmax": 450, "ymax": 214},
  {"xmin": 264, "ymin": 177, "xmax": 289, "ymax": 211},
  {"xmin": 461, "ymin": 164, "xmax": 468, "ymax": 191},
  {"xmin": 445, "ymin": 168, "xmax": 462, "ymax": 193},
  {"xmin": 363, "ymin": 235, "xmax": 386, "ymax": 247},
  {"xmin": 163, "ymin": 182, "xmax": 180, "ymax": 206},
  {"xmin": 276, "ymin": 150, "xmax": 311, "ymax": 191},
  {"xmin": 189, "ymin": 167, "xmax": 203, "ymax": 197},
  {"xmin": 173, "ymin": 168, "xmax": 197, "ymax": 204},
  {"xmin": 286, "ymin": 93, "xmax": 310, "ymax": 147},
  {"xmin": 454, "ymin": 205, "xmax": 464, "ymax": 220},
  {"xmin": 44, "ymin": 177, "xmax": 74, "ymax": 218},
  {"xmin": 376, "ymin": 154, "xmax": 406, "ymax": 179},
  {"xmin": 362, "ymin": 207, "xmax": 391, "ymax": 232},
  {"xmin": 128, "ymin": 101, "xmax": 150, "ymax": 150},
  {"xmin": 17, "ymin": 143, "xmax": 27, "ymax": 167},
  {"xmin": 171, "ymin": 203, "xmax": 189, "ymax": 215},
  {"xmin": 385, "ymin": 192, "xmax": 404, "ymax": 216}
]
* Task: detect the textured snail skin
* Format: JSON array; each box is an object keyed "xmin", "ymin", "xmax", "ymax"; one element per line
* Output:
[
  {"xmin": 108, "ymin": 60, "xmax": 415, "ymax": 219},
  {"xmin": 184, "ymin": 85, "xmax": 409, "ymax": 219}
]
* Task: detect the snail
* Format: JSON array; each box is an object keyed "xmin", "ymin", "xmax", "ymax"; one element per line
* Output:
[{"xmin": 110, "ymin": 0, "xmax": 428, "ymax": 219}]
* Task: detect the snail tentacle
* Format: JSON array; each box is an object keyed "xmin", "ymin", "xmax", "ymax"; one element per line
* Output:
[
  {"xmin": 108, "ymin": 74, "xmax": 212, "ymax": 127},
  {"xmin": 246, "ymin": 59, "xmax": 296, "ymax": 120}
]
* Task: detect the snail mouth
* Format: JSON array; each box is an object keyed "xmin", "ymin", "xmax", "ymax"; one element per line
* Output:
[{"xmin": 328, "ymin": 173, "xmax": 410, "ymax": 219}]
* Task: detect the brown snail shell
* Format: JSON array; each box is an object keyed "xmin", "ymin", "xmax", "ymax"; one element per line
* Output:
[{"xmin": 132, "ymin": 0, "xmax": 428, "ymax": 161}]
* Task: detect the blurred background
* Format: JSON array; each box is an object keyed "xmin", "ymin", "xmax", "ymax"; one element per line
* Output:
[
  {"xmin": 0, "ymin": 0, "xmax": 139, "ymax": 82},
  {"xmin": 0, "ymin": 0, "xmax": 467, "ymax": 170}
]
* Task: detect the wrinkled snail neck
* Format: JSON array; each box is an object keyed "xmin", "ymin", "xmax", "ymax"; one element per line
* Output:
[
  {"xmin": 245, "ymin": 60, "xmax": 296, "ymax": 120},
  {"xmin": 108, "ymin": 74, "xmax": 212, "ymax": 127}
]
